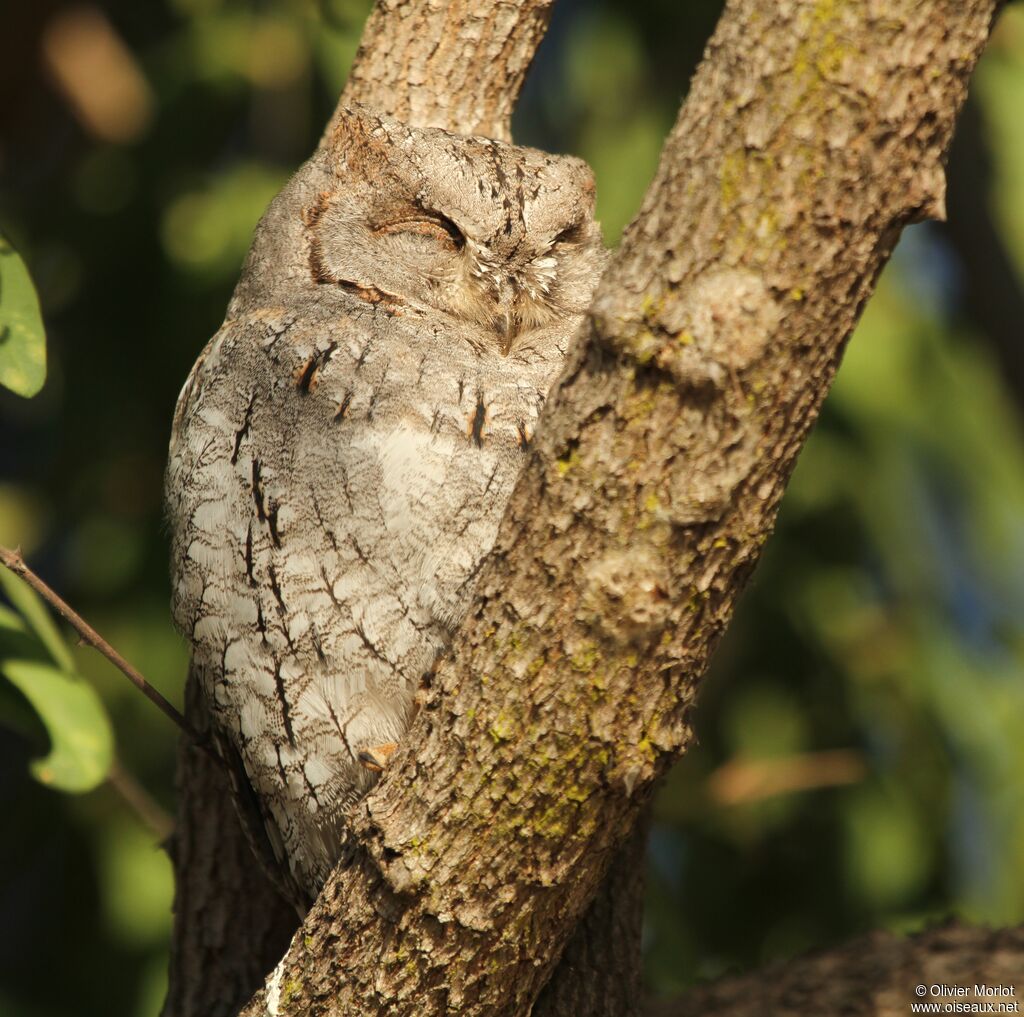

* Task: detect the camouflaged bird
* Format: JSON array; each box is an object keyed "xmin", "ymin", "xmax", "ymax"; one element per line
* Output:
[{"xmin": 165, "ymin": 105, "xmax": 606, "ymax": 909}]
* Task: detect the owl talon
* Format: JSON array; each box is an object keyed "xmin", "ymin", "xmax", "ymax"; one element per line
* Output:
[{"xmin": 358, "ymin": 742, "xmax": 399, "ymax": 772}]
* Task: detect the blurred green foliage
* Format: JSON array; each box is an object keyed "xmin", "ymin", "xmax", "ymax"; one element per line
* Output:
[
  {"xmin": 2, "ymin": 1, "xmax": 1024, "ymax": 1014},
  {"xmin": 0, "ymin": 564, "xmax": 115, "ymax": 793},
  {"xmin": 0, "ymin": 237, "xmax": 47, "ymax": 397}
]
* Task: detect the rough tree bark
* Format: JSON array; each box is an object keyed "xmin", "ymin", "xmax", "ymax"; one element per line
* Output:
[
  {"xmin": 162, "ymin": 1, "xmax": 1005, "ymax": 1015},
  {"xmin": 652, "ymin": 923, "xmax": 1024, "ymax": 1017},
  {"xmin": 337, "ymin": 0, "xmax": 556, "ymax": 142},
  {"xmin": 531, "ymin": 808, "xmax": 649, "ymax": 1017},
  {"xmin": 162, "ymin": 671, "xmax": 297, "ymax": 1017}
]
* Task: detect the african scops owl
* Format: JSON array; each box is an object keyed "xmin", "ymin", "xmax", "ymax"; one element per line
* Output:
[{"xmin": 165, "ymin": 106, "xmax": 605, "ymax": 909}]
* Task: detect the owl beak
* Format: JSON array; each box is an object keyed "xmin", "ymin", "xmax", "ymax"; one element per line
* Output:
[
  {"xmin": 494, "ymin": 287, "xmax": 518, "ymax": 355},
  {"xmin": 496, "ymin": 313, "xmax": 514, "ymax": 356}
]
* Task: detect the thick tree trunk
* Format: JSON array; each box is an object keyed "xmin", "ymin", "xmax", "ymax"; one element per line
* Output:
[
  {"xmin": 532, "ymin": 810, "xmax": 649, "ymax": 1017},
  {"xmin": 161, "ymin": 671, "xmax": 297, "ymax": 1017},
  {"xmin": 233, "ymin": 2, "xmax": 1001, "ymax": 1016}
]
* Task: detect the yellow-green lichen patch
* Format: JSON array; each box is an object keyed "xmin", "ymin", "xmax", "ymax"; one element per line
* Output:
[
  {"xmin": 531, "ymin": 804, "xmax": 568, "ymax": 840},
  {"xmin": 719, "ymin": 148, "xmax": 744, "ymax": 207},
  {"xmin": 719, "ymin": 149, "xmax": 778, "ymax": 216},
  {"xmin": 792, "ymin": 0, "xmax": 852, "ymax": 95},
  {"xmin": 503, "ymin": 627, "xmax": 525, "ymax": 653},
  {"xmin": 621, "ymin": 391, "xmax": 658, "ymax": 425},
  {"xmin": 640, "ymin": 292, "xmax": 666, "ymax": 322},
  {"xmin": 624, "ymin": 327, "xmax": 660, "ymax": 366},
  {"xmin": 404, "ymin": 834, "xmax": 440, "ymax": 863},
  {"xmin": 564, "ymin": 783, "xmax": 589, "ymax": 804},
  {"xmin": 569, "ymin": 643, "xmax": 601, "ymax": 673},
  {"xmin": 280, "ymin": 978, "xmax": 303, "ymax": 1006},
  {"xmin": 488, "ymin": 713, "xmax": 516, "ymax": 743},
  {"xmin": 555, "ymin": 447, "xmax": 581, "ymax": 476}
]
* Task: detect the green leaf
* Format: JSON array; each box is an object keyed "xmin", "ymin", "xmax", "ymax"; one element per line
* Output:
[
  {"xmin": 1, "ymin": 659, "xmax": 114, "ymax": 792},
  {"xmin": 0, "ymin": 617, "xmax": 46, "ymax": 668},
  {"xmin": 0, "ymin": 603, "xmax": 26, "ymax": 632},
  {"xmin": 0, "ymin": 237, "xmax": 47, "ymax": 397},
  {"xmin": 0, "ymin": 565, "xmax": 117, "ymax": 794},
  {"xmin": 0, "ymin": 565, "xmax": 74, "ymax": 671}
]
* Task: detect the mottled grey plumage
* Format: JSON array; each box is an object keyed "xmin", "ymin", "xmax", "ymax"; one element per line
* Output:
[{"xmin": 165, "ymin": 106, "xmax": 605, "ymax": 908}]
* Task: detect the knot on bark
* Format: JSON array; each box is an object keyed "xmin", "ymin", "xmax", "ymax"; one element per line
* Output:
[
  {"xmin": 655, "ymin": 268, "xmax": 781, "ymax": 375},
  {"xmin": 578, "ymin": 547, "xmax": 671, "ymax": 645}
]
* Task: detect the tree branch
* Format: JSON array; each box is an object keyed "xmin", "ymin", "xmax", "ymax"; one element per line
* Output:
[
  {"xmin": 239, "ymin": 2, "xmax": 1002, "ymax": 1015},
  {"xmin": 532, "ymin": 808, "xmax": 650, "ymax": 1017},
  {"xmin": 0, "ymin": 545, "xmax": 191, "ymax": 738},
  {"xmin": 651, "ymin": 922, "xmax": 1024, "ymax": 1017},
  {"xmin": 944, "ymin": 93, "xmax": 1024, "ymax": 420},
  {"xmin": 336, "ymin": 0, "xmax": 556, "ymax": 141}
]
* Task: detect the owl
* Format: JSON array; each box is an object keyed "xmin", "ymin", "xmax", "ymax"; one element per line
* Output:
[{"xmin": 165, "ymin": 105, "xmax": 606, "ymax": 910}]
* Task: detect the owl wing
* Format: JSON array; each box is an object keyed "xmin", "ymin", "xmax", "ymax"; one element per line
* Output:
[{"xmin": 167, "ymin": 302, "xmax": 457, "ymax": 901}]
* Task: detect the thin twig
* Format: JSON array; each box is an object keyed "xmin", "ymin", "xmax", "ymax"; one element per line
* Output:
[
  {"xmin": 0, "ymin": 545, "xmax": 211, "ymax": 756},
  {"xmin": 107, "ymin": 758, "xmax": 175, "ymax": 842},
  {"xmin": 707, "ymin": 749, "xmax": 867, "ymax": 806}
]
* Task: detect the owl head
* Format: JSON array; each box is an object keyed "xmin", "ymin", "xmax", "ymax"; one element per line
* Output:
[{"xmin": 233, "ymin": 106, "xmax": 606, "ymax": 354}]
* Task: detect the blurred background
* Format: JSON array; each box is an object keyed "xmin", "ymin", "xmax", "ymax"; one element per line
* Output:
[{"xmin": 1, "ymin": 0, "xmax": 1024, "ymax": 1013}]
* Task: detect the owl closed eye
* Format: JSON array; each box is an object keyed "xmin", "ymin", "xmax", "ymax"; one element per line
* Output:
[{"xmin": 373, "ymin": 208, "xmax": 465, "ymax": 250}]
